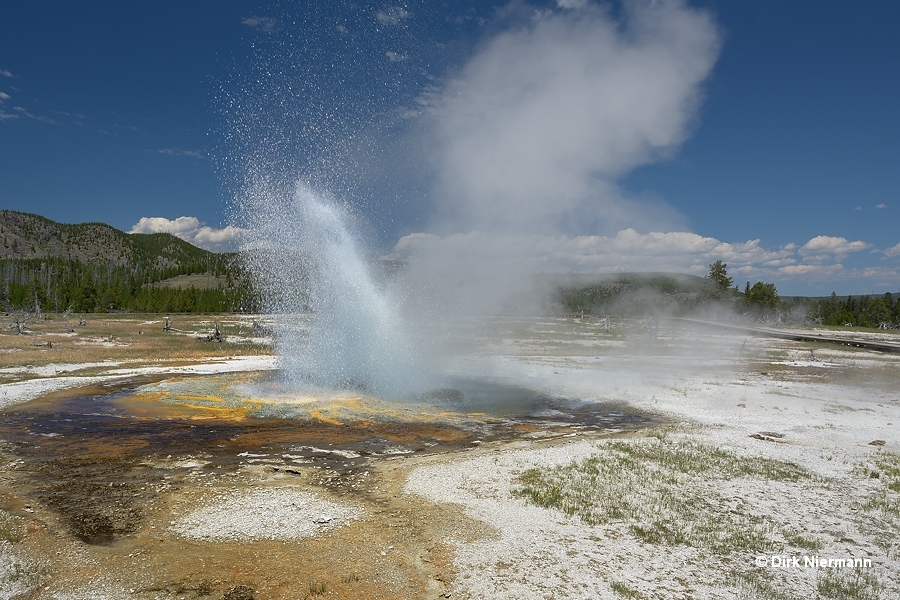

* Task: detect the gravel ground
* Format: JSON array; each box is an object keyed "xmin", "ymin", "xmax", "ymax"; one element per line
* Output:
[{"xmin": 170, "ymin": 487, "xmax": 363, "ymax": 542}]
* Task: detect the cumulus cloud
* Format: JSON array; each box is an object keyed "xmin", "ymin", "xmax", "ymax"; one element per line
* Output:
[
  {"xmin": 875, "ymin": 203, "xmax": 887, "ymax": 209},
  {"xmin": 776, "ymin": 264, "xmax": 844, "ymax": 277},
  {"xmin": 389, "ymin": 228, "xmax": 900, "ymax": 295},
  {"xmin": 129, "ymin": 216, "xmax": 246, "ymax": 252},
  {"xmin": 376, "ymin": 6, "xmax": 410, "ymax": 25},
  {"xmin": 422, "ymin": 0, "xmax": 721, "ymax": 236},
  {"xmin": 241, "ymin": 16, "xmax": 276, "ymax": 32},
  {"xmin": 799, "ymin": 235, "xmax": 871, "ymax": 261},
  {"xmin": 390, "ymin": 229, "xmax": 798, "ymax": 276}
]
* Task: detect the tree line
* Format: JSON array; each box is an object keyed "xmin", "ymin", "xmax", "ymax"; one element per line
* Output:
[
  {"xmin": 557, "ymin": 260, "xmax": 899, "ymax": 329},
  {"xmin": 1, "ymin": 257, "xmax": 260, "ymax": 314},
  {"xmin": 808, "ymin": 291, "xmax": 899, "ymax": 328}
]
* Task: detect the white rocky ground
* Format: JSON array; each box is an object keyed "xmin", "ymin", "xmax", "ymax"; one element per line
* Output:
[
  {"xmin": 170, "ymin": 487, "xmax": 363, "ymax": 542},
  {"xmin": 1, "ymin": 318, "xmax": 898, "ymax": 599},
  {"xmin": 403, "ymin": 319, "xmax": 900, "ymax": 599},
  {"xmin": 0, "ymin": 355, "xmax": 276, "ymax": 410}
]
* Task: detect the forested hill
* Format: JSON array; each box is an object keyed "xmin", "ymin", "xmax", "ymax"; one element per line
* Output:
[
  {"xmin": 0, "ymin": 211, "xmax": 257, "ymax": 313},
  {"xmin": 0, "ymin": 210, "xmax": 216, "ymax": 271}
]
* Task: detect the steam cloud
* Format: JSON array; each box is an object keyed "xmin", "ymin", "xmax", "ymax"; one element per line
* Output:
[
  {"xmin": 425, "ymin": 0, "xmax": 720, "ymax": 235},
  {"xmin": 394, "ymin": 0, "xmax": 722, "ymax": 313}
]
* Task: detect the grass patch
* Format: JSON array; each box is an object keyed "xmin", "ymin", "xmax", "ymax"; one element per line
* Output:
[
  {"xmin": 854, "ymin": 451, "xmax": 900, "ymax": 518},
  {"xmin": 610, "ymin": 580, "xmax": 642, "ymax": 598},
  {"xmin": 872, "ymin": 452, "xmax": 900, "ymax": 495},
  {"xmin": 817, "ymin": 567, "xmax": 882, "ymax": 600},
  {"xmin": 730, "ymin": 572, "xmax": 803, "ymax": 600},
  {"xmin": 0, "ymin": 513, "xmax": 24, "ymax": 544},
  {"xmin": 604, "ymin": 437, "xmax": 811, "ymax": 481},
  {"xmin": 783, "ymin": 529, "xmax": 825, "ymax": 552},
  {"xmin": 850, "ymin": 452, "xmax": 900, "ymax": 563},
  {"xmin": 513, "ymin": 435, "xmax": 812, "ymax": 554},
  {"xmin": 0, "ymin": 559, "xmax": 50, "ymax": 593},
  {"xmin": 307, "ymin": 580, "xmax": 327, "ymax": 596}
]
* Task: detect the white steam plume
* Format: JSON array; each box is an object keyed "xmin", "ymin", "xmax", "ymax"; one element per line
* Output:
[
  {"xmin": 397, "ymin": 0, "xmax": 722, "ymax": 314},
  {"xmin": 425, "ymin": 0, "xmax": 720, "ymax": 236}
]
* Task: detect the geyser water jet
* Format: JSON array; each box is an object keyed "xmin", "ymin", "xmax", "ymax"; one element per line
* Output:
[{"xmin": 239, "ymin": 182, "xmax": 431, "ymax": 399}]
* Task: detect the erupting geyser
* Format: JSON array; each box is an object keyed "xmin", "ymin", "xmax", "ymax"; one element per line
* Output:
[
  {"xmin": 239, "ymin": 181, "xmax": 431, "ymax": 399},
  {"xmin": 224, "ymin": 0, "xmax": 722, "ymax": 404}
]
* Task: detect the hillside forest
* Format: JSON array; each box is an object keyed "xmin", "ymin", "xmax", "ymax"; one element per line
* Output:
[{"xmin": 1, "ymin": 212, "xmax": 898, "ymax": 327}]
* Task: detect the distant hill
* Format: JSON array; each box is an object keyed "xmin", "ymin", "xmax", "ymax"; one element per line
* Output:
[
  {"xmin": 0, "ymin": 211, "xmax": 256, "ymax": 313},
  {"xmin": 0, "ymin": 210, "xmax": 219, "ymax": 271},
  {"xmin": 551, "ymin": 271, "xmax": 708, "ymax": 292},
  {"xmin": 550, "ymin": 271, "xmax": 713, "ymax": 315}
]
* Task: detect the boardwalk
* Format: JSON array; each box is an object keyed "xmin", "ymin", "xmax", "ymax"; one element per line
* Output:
[{"xmin": 675, "ymin": 318, "xmax": 900, "ymax": 354}]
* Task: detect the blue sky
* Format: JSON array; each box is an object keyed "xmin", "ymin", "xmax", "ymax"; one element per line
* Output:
[{"xmin": 1, "ymin": 1, "xmax": 898, "ymax": 296}]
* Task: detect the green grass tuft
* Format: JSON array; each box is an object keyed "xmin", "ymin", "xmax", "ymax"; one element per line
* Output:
[
  {"xmin": 0, "ymin": 514, "xmax": 24, "ymax": 544},
  {"xmin": 610, "ymin": 580, "xmax": 642, "ymax": 598},
  {"xmin": 512, "ymin": 435, "xmax": 810, "ymax": 554},
  {"xmin": 817, "ymin": 567, "xmax": 882, "ymax": 600}
]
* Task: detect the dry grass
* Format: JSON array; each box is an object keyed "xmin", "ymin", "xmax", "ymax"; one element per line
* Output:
[{"xmin": 0, "ymin": 313, "xmax": 273, "ymax": 379}]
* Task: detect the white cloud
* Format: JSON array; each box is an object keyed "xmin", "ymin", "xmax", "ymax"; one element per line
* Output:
[
  {"xmin": 389, "ymin": 228, "xmax": 900, "ymax": 296},
  {"xmin": 875, "ymin": 203, "xmax": 887, "ymax": 209},
  {"xmin": 385, "ymin": 51, "xmax": 407, "ymax": 62},
  {"xmin": 776, "ymin": 264, "xmax": 843, "ymax": 277},
  {"xmin": 7, "ymin": 105, "xmax": 55, "ymax": 124},
  {"xmin": 0, "ymin": 92, "xmax": 10, "ymax": 102},
  {"xmin": 0, "ymin": 70, "xmax": 12, "ymax": 78},
  {"xmin": 158, "ymin": 147, "xmax": 203, "ymax": 159},
  {"xmin": 389, "ymin": 229, "xmax": 796, "ymax": 275},
  {"xmin": 129, "ymin": 216, "xmax": 246, "ymax": 252},
  {"xmin": 376, "ymin": 6, "xmax": 410, "ymax": 25},
  {"xmin": 557, "ymin": 0, "xmax": 588, "ymax": 9},
  {"xmin": 241, "ymin": 16, "xmax": 276, "ymax": 32},
  {"xmin": 799, "ymin": 235, "xmax": 871, "ymax": 261}
]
